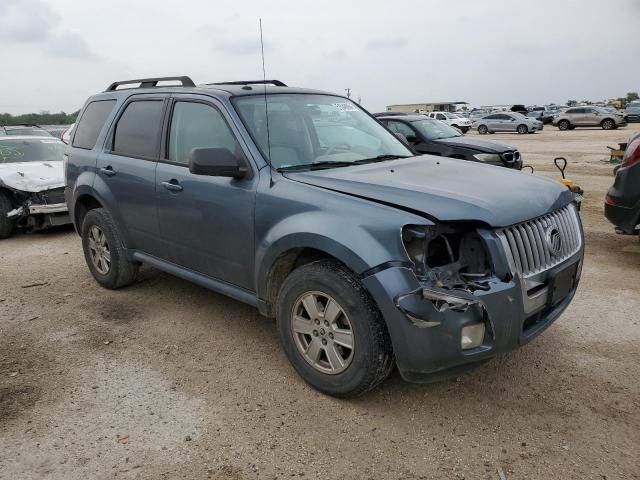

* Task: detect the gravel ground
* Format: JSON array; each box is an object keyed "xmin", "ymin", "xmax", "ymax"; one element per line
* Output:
[{"xmin": 1, "ymin": 127, "xmax": 639, "ymax": 480}]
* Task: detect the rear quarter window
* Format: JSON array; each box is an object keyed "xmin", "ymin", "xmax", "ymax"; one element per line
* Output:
[{"xmin": 73, "ymin": 100, "xmax": 116, "ymax": 150}]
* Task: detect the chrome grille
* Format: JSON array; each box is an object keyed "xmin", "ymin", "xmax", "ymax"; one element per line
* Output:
[{"xmin": 496, "ymin": 204, "xmax": 582, "ymax": 277}]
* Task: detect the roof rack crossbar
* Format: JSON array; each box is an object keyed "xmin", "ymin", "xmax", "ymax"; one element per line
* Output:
[
  {"xmin": 208, "ymin": 80, "xmax": 287, "ymax": 87},
  {"xmin": 105, "ymin": 76, "xmax": 195, "ymax": 92}
]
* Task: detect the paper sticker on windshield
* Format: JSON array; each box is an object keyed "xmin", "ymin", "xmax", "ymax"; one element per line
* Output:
[{"xmin": 333, "ymin": 103, "xmax": 358, "ymax": 112}]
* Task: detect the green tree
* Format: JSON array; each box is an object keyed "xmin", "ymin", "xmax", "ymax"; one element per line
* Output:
[
  {"xmin": 0, "ymin": 111, "xmax": 79, "ymax": 126},
  {"xmin": 627, "ymin": 92, "xmax": 639, "ymax": 102},
  {"xmin": 566, "ymin": 100, "xmax": 577, "ymax": 107}
]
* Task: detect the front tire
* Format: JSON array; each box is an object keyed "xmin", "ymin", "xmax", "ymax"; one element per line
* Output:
[
  {"xmin": 517, "ymin": 124, "xmax": 528, "ymax": 134},
  {"xmin": 276, "ymin": 260, "xmax": 394, "ymax": 397},
  {"xmin": 81, "ymin": 208, "xmax": 138, "ymax": 289},
  {"xmin": 558, "ymin": 120, "xmax": 570, "ymax": 131},
  {"xmin": 0, "ymin": 190, "xmax": 15, "ymax": 239},
  {"xmin": 478, "ymin": 125, "xmax": 488, "ymax": 135}
]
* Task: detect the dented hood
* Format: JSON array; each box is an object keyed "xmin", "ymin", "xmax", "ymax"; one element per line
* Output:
[
  {"xmin": 284, "ymin": 156, "xmax": 572, "ymax": 227},
  {"xmin": 0, "ymin": 161, "xmax": 65, "ymax": 192}
]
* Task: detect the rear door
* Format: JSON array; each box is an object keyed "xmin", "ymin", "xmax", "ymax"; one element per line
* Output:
[
  {"xmin": 155, "ymin": 95, "xmax": 257, "ymax": 290},
  {"xmin": 96, "ymin": 95, "xmax": 166, "ymax": 255}
]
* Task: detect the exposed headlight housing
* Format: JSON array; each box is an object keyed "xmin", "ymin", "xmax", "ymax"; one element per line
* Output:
[
  {"xmin": 401, "ymin": 225, "xmax": 491, "ymax": 290},
  {"xmin": 473, "ymin": 153, "xmax": 501, "ymax": 163}
]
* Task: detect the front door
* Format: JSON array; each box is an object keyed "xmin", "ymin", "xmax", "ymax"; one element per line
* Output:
[{"xmin": 155, "ymin": 96, "xmax": 257, "ymax": 290}]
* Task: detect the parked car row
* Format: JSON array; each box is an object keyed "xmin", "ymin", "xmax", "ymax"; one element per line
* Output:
[{"xmin": 57, "ymin": 76, "xmax": 584, "ymax": 397}]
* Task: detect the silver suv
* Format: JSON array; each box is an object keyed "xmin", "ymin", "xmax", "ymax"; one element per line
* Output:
[{"xmin": 553, "ymin": 107, "xmax": 626, "ymax": 130}]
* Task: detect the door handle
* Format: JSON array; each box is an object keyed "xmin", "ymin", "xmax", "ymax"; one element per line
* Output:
[
  {"xmin": 100, "ymin": 166, "xmax": 116, "ymax": 177},
  {"xmin": 162, "ymin": 180, "xmax": 183, "ymax": 192}
]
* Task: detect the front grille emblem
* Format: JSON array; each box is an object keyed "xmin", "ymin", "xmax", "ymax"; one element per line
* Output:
[{"xmin": 545, "ymin": 226, "xmax": 562, "ymax": 256}]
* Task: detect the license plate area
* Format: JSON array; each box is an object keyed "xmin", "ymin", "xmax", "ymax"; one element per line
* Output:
[{"xmin": 548, "ymin": 262, "xmax": 578, "ymax": 306}]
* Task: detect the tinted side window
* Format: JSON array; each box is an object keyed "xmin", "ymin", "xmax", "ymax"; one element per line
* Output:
[
  {"xmin": 72, "ymin": 100, "xmax": 116, "ymax": 150},
  {"xmin": 112, "ymin": 100, "xmax": 164, "ymax": 158},
  {"xmin": 168, "ymin": 102, "xmax": 242, "ymax": 165},
  {"xmin": 485, "ymin": 114, "xmax": 499, "ymax": 120}
]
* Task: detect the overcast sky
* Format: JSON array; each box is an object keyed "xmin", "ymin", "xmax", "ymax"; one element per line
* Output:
[{"xmin": 1, "ymin": 0, "xmax": 639, "ymax": 114}]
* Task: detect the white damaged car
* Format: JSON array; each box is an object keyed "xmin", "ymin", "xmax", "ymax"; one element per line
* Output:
[{"xmin": 0, "ymin": 136, "xmax": 70, "ymax": 239}]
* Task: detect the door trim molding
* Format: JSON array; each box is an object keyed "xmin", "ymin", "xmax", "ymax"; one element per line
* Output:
[{"xmin": 130, "ymin": 251, "xmax": 258, "ymax": 307}]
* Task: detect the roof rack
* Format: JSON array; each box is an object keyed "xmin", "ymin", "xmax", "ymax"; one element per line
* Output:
[
  {"xmin": 208, "ymin": 80, "xmax": 287, "ymax": 87},
  {"xmin": 105, "ymin": 76, "xmax": 195, "ymax": 92}
]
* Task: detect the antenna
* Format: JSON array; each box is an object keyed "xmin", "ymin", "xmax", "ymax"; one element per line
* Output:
[{"xmin": 259, "ymin": 18, "xmax": 274, "ymax": 186}]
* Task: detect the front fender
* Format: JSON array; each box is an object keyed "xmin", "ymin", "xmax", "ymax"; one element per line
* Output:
[{"xmin": 255, "ymin": 208, "xmax": 430, "ymax": 300}]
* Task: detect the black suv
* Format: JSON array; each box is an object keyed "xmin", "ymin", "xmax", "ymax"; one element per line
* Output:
[
  {"xmin": 65, "ymin": 76, "xmax": 584, "ymax": 397},
  {"xmin": 377, "ymin": 114, "xmax": 522, "ymax": 169}
]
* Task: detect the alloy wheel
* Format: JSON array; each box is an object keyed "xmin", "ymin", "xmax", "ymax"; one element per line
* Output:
[
  {"xmin": 88, "ymin": 225, "xmax": 111, "ymax": 274},
  {"xmin": 291, "ymin": 291, "xmax": 355, "ymax": 374}
]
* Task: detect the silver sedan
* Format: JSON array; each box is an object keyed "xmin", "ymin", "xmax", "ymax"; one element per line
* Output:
[{"xmin": 473, "ymin": 112, "xmax": 543, "ymax": 134}]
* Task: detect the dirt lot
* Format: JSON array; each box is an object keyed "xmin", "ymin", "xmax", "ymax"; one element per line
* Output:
[{"xmin": 1, "ymin": 127, "xmax": 639, "ymax": 480}]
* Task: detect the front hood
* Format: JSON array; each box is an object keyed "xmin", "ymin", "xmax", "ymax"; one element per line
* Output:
[
  {"xmin": 284, "ymin": 156, "xmax": 571, "ymax": 227},
  {"xmin": 0, "ymin": 161, "xmax": 65, "ymax": 192},
  {"xmin": 432, "ymin": 136, "xmax": 516, "ymax": 153}
]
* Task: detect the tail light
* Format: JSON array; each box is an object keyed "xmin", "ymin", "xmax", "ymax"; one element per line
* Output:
[
  {"xmin": 620, "ymin": 139, "xmax": 640, "ymax": 170},
  {"xmin": 605, "ymin": 195, "xmax": 616, "ymax": 205}
]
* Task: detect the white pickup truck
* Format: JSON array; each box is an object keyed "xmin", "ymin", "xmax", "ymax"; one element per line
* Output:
[{"xmin": 424, "ymin": 112, "xmax": 472, "ymax": 133}]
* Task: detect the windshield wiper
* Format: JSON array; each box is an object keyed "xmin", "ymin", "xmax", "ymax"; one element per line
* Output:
[
  {"xmin": 352, "ymin": 154, "xmax": 411, "ymax": 164},
  {"xmin": 277, "ymin": 160, "xmax": 353, "ymax": 172},
  {"xmin": 277, "ymin": 155, "xmax": 411, "ymax": 172}
]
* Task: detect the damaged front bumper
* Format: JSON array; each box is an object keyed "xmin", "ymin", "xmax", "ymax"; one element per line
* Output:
[
  {"xmin": 362, "ymin": 250, "xmax": 583, "ymax": 383},
  {"xmin": 8, "ymin": 202, "xmax": 68, "ymax": 218}
]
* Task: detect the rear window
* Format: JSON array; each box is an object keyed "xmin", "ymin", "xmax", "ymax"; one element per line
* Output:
[
  {"xmin": 112, "ymin": 100, "xmax": 164, "ymax": 159},
  {"xmin": 73, "ymin": 100, "xmax": 116, "ymax": 149}
]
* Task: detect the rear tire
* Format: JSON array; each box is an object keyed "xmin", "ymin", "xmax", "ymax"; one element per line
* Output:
[
  {"xmin": 558, "ymin": 120, "xmax": 570, "ymax": 131},
  {"xmin": 601, "ymin": 119, "xmax": 614, "ymax": 130},
  {"xmin": 81, "ymin": 208, "xmax": 138, "ymax": 289},
  {"xmin": 478, "ymin": 125, "xmax": 488, "ymax": 135},
  {"xmin": 517, "ymin": 124, "xmax": 528, "ymax": 134},
  {"xmin": 0, "ymin": 190, "xmax": 15, "ymax": 239},
  {"xmin": 276, "ymin": 260, "xmax": 394, "ymax": 398}
]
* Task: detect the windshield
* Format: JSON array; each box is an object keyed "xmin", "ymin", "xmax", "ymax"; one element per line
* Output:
[
  {"xmin": 0, "ymin": 138, "xmax": 65, "ymax": 164},
  {"xmin": 411, "ymin": 119, "xmax": 462, "ymax": 140},
  {"xmin": 233, "ymin": 94, "xmax": 412, "ymax": 170},
  {"xmin": 441, "ymin": 112, "xmax": 458, "ymax": 119}
]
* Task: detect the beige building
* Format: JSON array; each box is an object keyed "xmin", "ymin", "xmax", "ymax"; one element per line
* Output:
[{"xmin": 386, "ymin": 101, "xmax": 468, "ymax": 113}]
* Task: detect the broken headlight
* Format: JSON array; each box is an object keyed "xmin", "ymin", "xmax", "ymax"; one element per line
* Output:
[{"xmin": 401, "ymin": 224, "xmax": 491, "ymax": 291}]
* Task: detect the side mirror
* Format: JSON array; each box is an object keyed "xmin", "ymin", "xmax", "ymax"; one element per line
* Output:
[
  {"xmin": 189, "ymin": 147, "xmax": 247, "ymax": 178},
  {"xmin": 405, "ymin": 135, "xmax": 419, "ymax": 144}
]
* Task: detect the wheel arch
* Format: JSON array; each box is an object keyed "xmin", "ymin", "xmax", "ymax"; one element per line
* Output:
[
  {"xmin": 73, "ymin": 193, "xmax": 103, "ymax": 235},
  {"xmin": 260, "ymin": 245, "xmax": 360, "ymax": 317}
]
